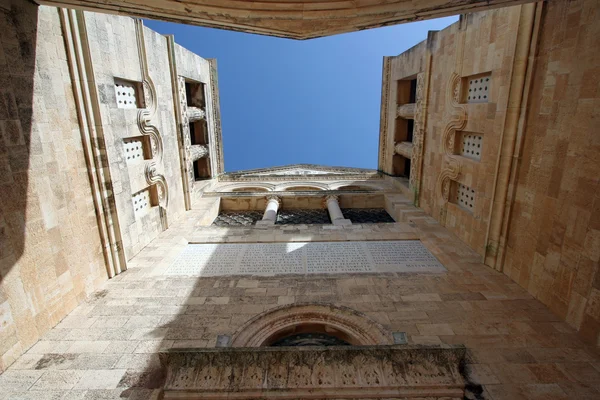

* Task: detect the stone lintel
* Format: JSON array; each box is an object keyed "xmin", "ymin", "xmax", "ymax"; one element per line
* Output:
[{"xmin": 159, "ymin": 346, "xmax": 469, "ymax": 399}]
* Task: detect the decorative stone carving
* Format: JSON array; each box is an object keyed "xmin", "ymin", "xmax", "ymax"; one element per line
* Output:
[
  {"xmin": 137, "ymin": 79, "xmax": 163, "ymax": 161},
  {"xmin": 186, "ymin": 106, "xmax": 206, "ymax": 122},
  {"xmin": 135, "ymin": 20, "xmax": 168, "ymax": 227},
  {"xmin": 159, "ymin": 346, "xmax": 470, "ymax": 398},
  {"xmin": 231, "ymin": 304, "xmax": 392, "ymax": 347},
  {"xmin": 396, "ymin": 102, "xmax": 415, "ymax": 119},
  {"xmin": 222, "ymin": 164, "xmax": 381, "ymax": 182},
  {"xmin": 265, "ymin": 195, "xmax": 282, "ymax": 206},
  {"xmin": 436, "ymin": 156, "xmax": 461, "ymax": 221},
  {"xmin": 144, "ymin": 161, "xmax": 168, "ymax": 208},
  {"xmin": 409, "ymin": 72, "xmax": 427, "ymax": 193},
  {"xmin": 189, "ymin": 144, "xmax": 208, "ymax": 162},
  {"xmin": 378, "ymin": 58, "xmax": 391, "ymax": 172},
  {"xmin": 441, "ymin": 72, "xmax": 467, "ymax": 156},
  {"xmin": 435, "ymin": 72, "xmax": 468, "ymax": 220}
]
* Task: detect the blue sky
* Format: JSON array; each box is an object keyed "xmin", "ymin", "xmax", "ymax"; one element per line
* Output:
[{"xmin": 145, "ymin": 18, "xmax": 457, "ymax": 172}]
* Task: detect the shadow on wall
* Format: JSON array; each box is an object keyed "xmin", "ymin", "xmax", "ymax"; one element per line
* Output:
[{"xmin": 0, "ymin": 1, "xmax": 36, "ymax": 280}]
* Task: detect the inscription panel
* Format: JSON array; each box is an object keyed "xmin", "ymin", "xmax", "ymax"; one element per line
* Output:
[{"xmin": 165, "ymin": 240, "xmax": 445, "ymax": 277}]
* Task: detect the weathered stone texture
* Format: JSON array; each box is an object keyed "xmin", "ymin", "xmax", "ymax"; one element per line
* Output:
[
  {"xmin": 35, "ymin": 0, "xmax": 537, "ymax": 40},
  {"xmin": 1, "ymin": 194, "xmax": 598, "ymax": 398},
  {"xmin": 419, "ymin": 6, "xmax": 524, "ymax": 256},
  {"xmin": 0, "ymin": 2, "xmax": 107, "ymax": 371},
  {"xmin": 83, "ymin": 13, "xmax": 187, "ymax": 260},
  {"xmin": 502, "ymin": 0, "xmax": 600, "ymax": 345}
]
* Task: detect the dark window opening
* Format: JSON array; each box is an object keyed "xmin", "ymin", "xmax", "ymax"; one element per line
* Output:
[
  {"xmin": 275, "ymin": 209, "xmax": 331, "ymax": 225},
  {"xmin": 213, "ymin": 211, "xmax": 263, "ymax": 226},
  {"xmin": 404, "ymin": 157, "xmax": 411, "ymax": 179},
  {"xmin": 270, "ymin": 333, "xmax": 351, "ymax": 347},
  {"xmin": 409, "ymin": 78, "xmax": 417, "ymax": 103},
  {"xmin": 341, "ymin": 208, "xmax": 395, "ymax": 223}
]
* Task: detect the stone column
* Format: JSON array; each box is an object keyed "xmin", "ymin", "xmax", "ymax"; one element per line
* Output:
[
  {"xmin": 189, "ymin": 144, "xmax": 208, "ymax": 162},
  {"xmin": 325, "ymin": 195, "xmax": 351, "ymax": 226},
  {"xmin": 186, "ymin": 106, "xmax": 206, "ymax": 122},
  {"xmin": 396, "ymin": 103, "xmax": 415, "ymax": 119},
  {"xmin": 256, "ymin": 196, "xmax": 281, "ymax": 226},
  {"xmin": 394, "ymin": 142, "xmax": 413, "ymax": 159}
]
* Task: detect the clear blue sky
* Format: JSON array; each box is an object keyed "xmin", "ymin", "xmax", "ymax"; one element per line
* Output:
[{"xmin": 144, "ymin": 18, "xmax": 457, "ymax": 172}]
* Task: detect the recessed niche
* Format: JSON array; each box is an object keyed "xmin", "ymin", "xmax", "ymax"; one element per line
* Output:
[
  {"xmin": 132, "ymin": 186, "xmax": 158, "ymax": 219},
  {"xmin": 462, "ymin": 73, "xmax": 491, "ymax": 104},
  {"xmin": 455, "ymin": 131, "xmax": 483, "ymax": 161},
  {"xmin": 392, "ymin": 154, "xmax": 411, "ymax": 179},
  {"xmin": 184, "ymin": 80, "xmax": 211, "ymax": 180},
  {"xmin": 114, "ymin": 78, "xmax": 144, "ymax": 109},
  {"xmin": 451, "ymin": 181, "xmax": 476, "ymax": 213},
  {"xmin": 123, "ymin": 136, "xmax": 152, "ymax": 164}
]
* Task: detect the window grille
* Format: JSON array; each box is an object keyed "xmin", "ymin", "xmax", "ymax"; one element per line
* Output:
[
  {"xmin": 132, "ymin": 189, "xmax": 152, "ymax": 218},
  {"xmin": 455, "ymin": 183, "xmax": 476, "ymax": 212},
  {"xmin": 460, "ymin": 133, "xmax": 483, "ymax": 161},
  {"xmin": 212, "ymin": 211, "xmax": 263, "ymax": 227},
  {"xmin": 114, "ymin": 78, "xmax": 142, "ymax": 109},
  {"xmin": 465, "ymin": 73, "xmax": 491, "ymax": 103},
  {"xmin": 123, "ymin": 138, "xmax": 145, "ymax": 164},
  {"xmin": 275, "ymin": 209, "xmax": 331, "ymax": 225}
]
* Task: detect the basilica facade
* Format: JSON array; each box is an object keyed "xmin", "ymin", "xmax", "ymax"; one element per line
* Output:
[{"xmin": 0, "ymin": 0, "xmax": 599, "ymax": 398}]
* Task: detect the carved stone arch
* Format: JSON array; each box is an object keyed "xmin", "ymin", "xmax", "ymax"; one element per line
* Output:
[
  {"xmin": 275, "ymin": 182, "xmax": 329, "ymax": 191},
  {"xmin": 328, "ymin": 181, "xmax": 387, "ymax": 191},
  {"xmin": 231, "ymin": 303, "xmax": 393, "ymax": 347},
  {"xmin": 217, "ymin": 182, "xmax": 275, "ymax": 192}
]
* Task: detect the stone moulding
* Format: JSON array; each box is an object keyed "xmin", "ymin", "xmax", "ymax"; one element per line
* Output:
[
  {"xmin": 59, "ymin": 8, "xmax": 126, "ymax": 277},
  {"xmin": 159, "ymin": 346, "xmax": 469, "ymax": 399},
  {"xmin": 378, "ymin": 57, "xmax": 391, "ymax": 172},
  {"xmin": 436, "ymin": 71, "xmax": 468, "ymax": 223},
  {"xmin": 441, "ymin": 72, "xmax": 467, "ymax": 157},
  {"xmin": 135, "ymin": 19, "xmax": 169, "ymax": 227},
  {"xmin": 231, "ymin": 304, "xmax": 393, "ymax": 347},
  {"xmin": 409, "ymin": 66, "xmax": 431, "ymax": 203}
]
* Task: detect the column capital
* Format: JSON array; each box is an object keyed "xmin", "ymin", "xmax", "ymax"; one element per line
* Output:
[
  {"xmin": 265, "ymin": 195, "xmax": 281, "ymax": 206},
  {"xmin": 324, "ymin": 194, "xmax": 339, "ymax": 203}
]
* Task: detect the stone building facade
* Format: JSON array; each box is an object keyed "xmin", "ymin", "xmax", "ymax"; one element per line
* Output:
[
  {"xmin": 0, "ymin": 0, "xmax": 599, "ymax": 399},
  {"xmin": 379, "ymin": 0, "xmax": 600, "ymax": 348}
]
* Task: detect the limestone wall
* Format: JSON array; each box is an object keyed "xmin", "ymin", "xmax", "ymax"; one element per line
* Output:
[
  {"xmin": 82, "ymin": 13, "xmax": 186, "ymax": 260},
  {"xmin": 0, "ymin": 2, "xmax": 107, "ymax": 371},
  {"xmin": 419, "ymin": 5, "xmax": 525, "ymax": 256},
  {"xmin": 8, "ymin": 193, "xmax": 593, "ymax": 398},
  {"xmin": 502, "ymin": 0, "xmax": 600, "ymax": 344}
]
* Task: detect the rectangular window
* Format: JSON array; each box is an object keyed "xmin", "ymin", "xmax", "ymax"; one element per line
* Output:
[
  {"xmin": 123, "ymin": 136, "xmax": 151, "ymax": 164},
  {"xmin": 456, "ymin": 131, "xmax": 483, "ymax": 161},
  {"xmin": 462, "ymin": 73, "xmax": 491, "ymax": 104},
  {"xmin": 114, "ymin": 78, "xmax": 144, "ymax": 109},
  {"xmin": 451, "ymin": 182, "xmax": 476, "ymax": 213},
  {"xmin": 132, "ymin": 189, "xmax": 152, "ymax": 218},
  {"xmin": 132, "ymin": 186, "xmax": 159, "ymax": 219}
]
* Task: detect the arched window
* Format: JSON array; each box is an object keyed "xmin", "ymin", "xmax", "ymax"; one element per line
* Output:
[
  {"xmin": 264, "ymin": 323, "xmax": 352, "ymax": 346},
  {"xmin": 231, "ymin": 304, "xmax": 392, "ymax": 347}
]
